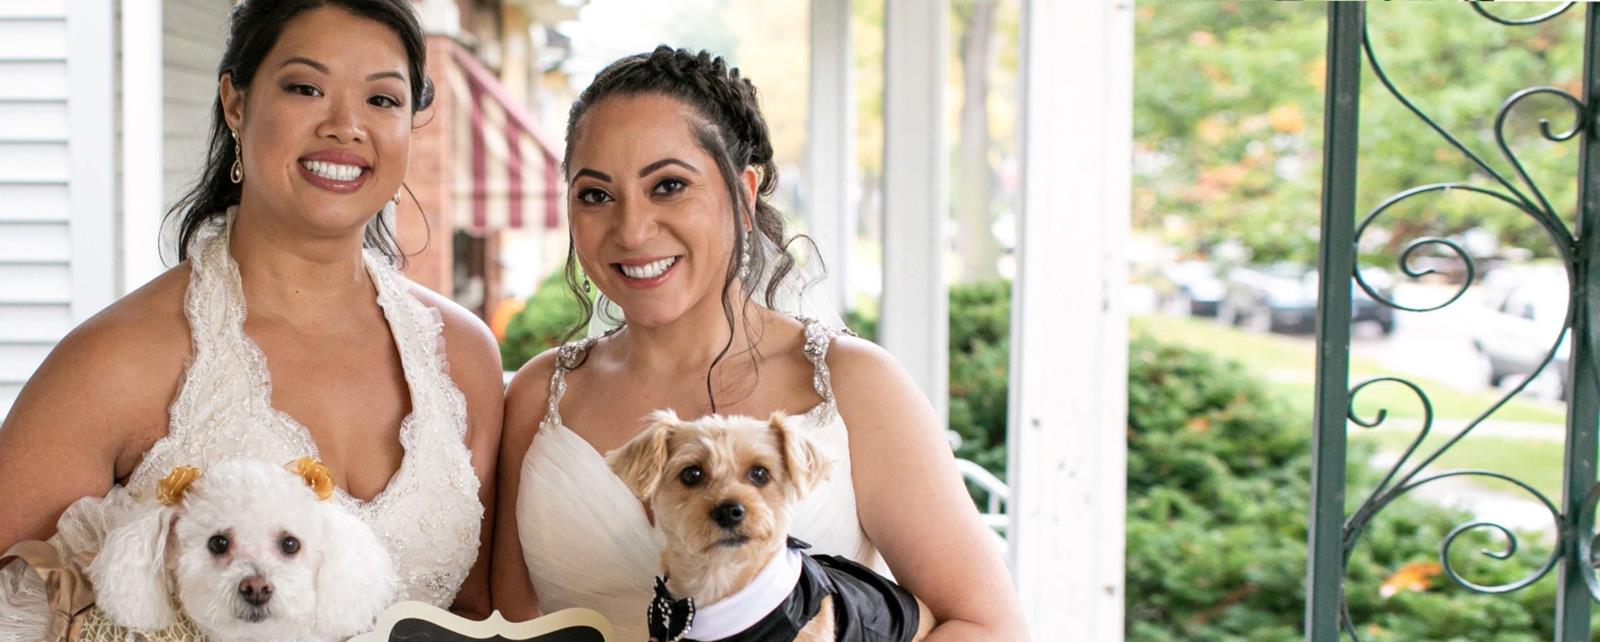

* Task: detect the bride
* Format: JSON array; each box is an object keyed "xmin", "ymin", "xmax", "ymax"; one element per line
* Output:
[
  {"xmin": 493, "ymin": 47, "xmax": 1027, "ymax": 640},
  {"xmin": 0, "ymin": 0, "xmax": 501, "ymax": 630}
]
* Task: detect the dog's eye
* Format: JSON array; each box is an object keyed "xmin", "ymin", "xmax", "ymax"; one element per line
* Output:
[
  {"xmin": 207, "ymin": 535, "xmax": 229, "ymax": 556},
  {"xmin": 679, "ymin": 466, "xmax": 704, "ymax": 487},
  {"xmin": 279, "ymin": 535, "xmax": 300, "ymax": 556},
  {"xmin": 748, "ymin": 466, "xmax": 770, "ymax": 486}
]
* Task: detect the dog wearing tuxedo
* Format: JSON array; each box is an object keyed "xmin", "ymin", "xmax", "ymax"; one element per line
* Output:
[{"xmin": 607, "ymin": 410, "xmax": 933, "ymax": 642}]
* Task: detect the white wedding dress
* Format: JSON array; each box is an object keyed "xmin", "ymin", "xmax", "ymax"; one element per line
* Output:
[
  {"xmin": 515, "ymin": 319, "xmax": 885, "ymax": 640},
  {"xmin": 0, "ymin": 212, "xmax": 483, "ymax": 639}
]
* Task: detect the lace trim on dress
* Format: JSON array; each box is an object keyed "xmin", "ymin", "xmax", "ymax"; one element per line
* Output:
[{"xmin": 112, "ymin": 209, "xmax": 480, "ymax": 607}]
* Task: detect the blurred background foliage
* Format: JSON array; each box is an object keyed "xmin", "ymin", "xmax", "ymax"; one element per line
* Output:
[{"xmin": 1135, "ymin": 2, "xmax": 1583, "ymax": 268}]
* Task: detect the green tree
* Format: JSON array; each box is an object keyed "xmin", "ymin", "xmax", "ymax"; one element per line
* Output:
[{"xmin": 1135, "ymin": 2, "xmax": 1585, "ymax": 267}]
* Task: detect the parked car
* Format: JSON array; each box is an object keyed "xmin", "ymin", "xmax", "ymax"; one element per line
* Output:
[
  {"xmin": 1219, "ymin": 263, "xmax": 1396, "ymax": 335},
  {"xmin": 1472, "ymin": 265, "xmax": 1570, "ymax": 396},
  {"xmin": 1157, "ymin": 260, "xmax": 1228, "ymax": 317}
]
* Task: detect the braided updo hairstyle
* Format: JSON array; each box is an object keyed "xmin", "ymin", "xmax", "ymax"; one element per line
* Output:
[{"xmin": 561, "ymin": 46, "xmax": 819, "ymax": 410}]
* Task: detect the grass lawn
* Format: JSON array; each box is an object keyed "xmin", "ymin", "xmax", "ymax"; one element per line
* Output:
[
  {"xmin": 1133, "ymin": 314, "xmax": 1570, "ymax": 498},
  {"xmin": 1132, "ymin": 314, "xmax": 1566, "ymax": 425},
  {"xmin": 1353, "ymin": 430, "xmax": 1572, "ymax": 503}
]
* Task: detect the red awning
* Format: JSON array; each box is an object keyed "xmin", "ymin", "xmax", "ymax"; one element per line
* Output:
[{"xmin": 449, "ymin": 46, "xmax": 561, "ymax": 233}]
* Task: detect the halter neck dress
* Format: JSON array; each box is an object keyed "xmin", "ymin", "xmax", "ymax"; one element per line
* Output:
[{"xmin": 0, "ymin": 212, "xmax": 483, "ymax": 635}]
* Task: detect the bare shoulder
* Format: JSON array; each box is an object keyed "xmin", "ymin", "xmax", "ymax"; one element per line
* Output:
[
  {"xmin": 75, "ymin": 263, "xmax": 191, "ymax": 353},
  {"xmin": 823, "ymin": 335, "xmax": 943, "ymax": 434},
  {"xmin": 823, "ymin": 335, "xmax": 911, "ymax": 395},
  {"xmin": 33, "ymin": 265, "xmax": 191, "ymax": 405},
  {"xmin": 1, "ymin": 264, "xmax": 192, "ymax": 472}
]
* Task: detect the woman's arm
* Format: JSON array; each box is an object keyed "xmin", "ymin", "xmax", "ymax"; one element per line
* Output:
[
  {"xmin": 415, "ymin": 288, "xmax": 506, "ymax": 619},
  {"xmin": 829, "ymin": 337, "xmax": 1029, "ymax": 641},
  {"xmin": 488, "ymin": 350, "xmax": 560, "ymax": 619},
  {"xmin": 0, "ymin": 284, "xmax": 189, "ymax": 553}
]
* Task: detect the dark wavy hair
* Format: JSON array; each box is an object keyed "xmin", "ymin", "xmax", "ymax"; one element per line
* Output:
[
  {"xmin": 165, "ymin": 0, "xmax": 434, "ymax": 264},
  {"xmin": 562, "ymin": 46, "xmax": 823, "ymax": 411}
]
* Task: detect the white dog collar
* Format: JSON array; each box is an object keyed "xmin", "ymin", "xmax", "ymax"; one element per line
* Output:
[{"xmin": 684, "ymin": 545, "xmax": 805, "ymax": 640}]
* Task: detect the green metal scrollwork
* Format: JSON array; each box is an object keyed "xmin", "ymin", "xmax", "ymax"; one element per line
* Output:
[{"xmin": 1307, "ymin": 3, "xmax": 1600, "ymax": 640}]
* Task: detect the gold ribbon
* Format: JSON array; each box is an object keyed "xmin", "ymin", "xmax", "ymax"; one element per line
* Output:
[
  {"xmin": 1, "ymin": 540, "xmax": 95, "ymax": 642},
  {"xmin": 288, "ymin": 457, "xmax": 334, "ymax": 501},
  {"xmin": 156, "ymin": 466, "xmax": 201, "ymax": 507}
]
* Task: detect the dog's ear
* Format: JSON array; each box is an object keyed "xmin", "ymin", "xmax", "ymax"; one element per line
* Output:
[
  {"xmin": 312, "ymin": 503, "xmax": 399, "ymax": 639},
  {"xmin": 606, "ymin": 410, "xmax": 680, "ymax": 504},
  {"xmin": 769, "ymin": 412, "xmax": 833, "ymax": 500},
  {"xmin": 88, "ymin": 507, "xmax": 178, "ymax": 631}
]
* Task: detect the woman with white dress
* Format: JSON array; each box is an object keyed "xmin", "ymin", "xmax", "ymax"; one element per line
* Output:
[
  {"xmin": 493, "ymin": 47, "xmax": 1026, "ymax": 640},
  {"xmin": 0, "ymin": 0, "xmax": 501, "ymax": 628}
]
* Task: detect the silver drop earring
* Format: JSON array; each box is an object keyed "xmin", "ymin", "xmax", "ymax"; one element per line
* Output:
[
  {"xmin": 230, "ymin": 129, "xmax": 243, "ymax": 184},
  {"xmin": 737, "ymin": 230, "xmax": 752, "ymax": 280}
]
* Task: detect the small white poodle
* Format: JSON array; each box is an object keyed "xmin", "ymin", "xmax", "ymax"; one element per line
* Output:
[{"xmin": 87, "ymin": 458, "xmax": 399, "ymax": 641}]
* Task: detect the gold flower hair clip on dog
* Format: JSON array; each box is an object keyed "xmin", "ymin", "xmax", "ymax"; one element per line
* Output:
[
  {"xmin": 289, "ymin": 457, "xmax": 335, "ymax": 501},
  {"xmin": 156, "ymin": 458, "xmax": 334, "ymax": 507},
  {"xmin": 156, "ymin": 465, "xmax": 202, "ymax": 506}
]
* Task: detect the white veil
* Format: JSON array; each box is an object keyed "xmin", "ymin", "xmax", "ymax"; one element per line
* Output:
[{"xmin": 587, "ymin": 229, "xmax": 848, "ymax": 338}]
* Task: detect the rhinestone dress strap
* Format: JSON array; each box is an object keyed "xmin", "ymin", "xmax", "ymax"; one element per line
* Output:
[
  {"xmin": 544, "ymin": 337, "xmax": 600, "ymax": 428},
  {"xmin": 799, "ymin": 317, "xmax": 844, "ymax": 423}
]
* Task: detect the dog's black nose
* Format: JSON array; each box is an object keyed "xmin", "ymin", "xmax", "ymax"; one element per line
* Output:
[
  {"xmin": 239, "ymin": 576, "xmax": 273, "ymax": 606},
  {"xmin": 712, "ymin": 501, "xmax": 746, "ymax": 528}
]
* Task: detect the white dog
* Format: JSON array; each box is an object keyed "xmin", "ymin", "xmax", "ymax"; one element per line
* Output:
[{"xmin": 88, "ymin": 458, "xmax": 398, "ymax": 641}]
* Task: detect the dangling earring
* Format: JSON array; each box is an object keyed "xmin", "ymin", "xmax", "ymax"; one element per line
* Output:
[
  {"xmin": 229, "ymin": 129, "xmax": 243, "ymax": 184},
  {"xmin": 582, "ymin": 276, "xmax": 592, "ymax": 294},
  {"xmin": 392, "ymin": 189, "xmax": 402, "ymax": 205},
  {"xmin": 737, "ymin": 230, "xmax": 752, "ymax": 280}
]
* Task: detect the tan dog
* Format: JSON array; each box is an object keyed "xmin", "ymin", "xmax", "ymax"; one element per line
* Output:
[{"xmin": 607, "ymin": 410, "xmax": 933, "ymax": 642}]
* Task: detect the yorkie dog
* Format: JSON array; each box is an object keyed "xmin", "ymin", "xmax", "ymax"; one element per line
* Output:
[{"xmin": 608, "ymin": 410, "xmax": 933, "ymax": 642}]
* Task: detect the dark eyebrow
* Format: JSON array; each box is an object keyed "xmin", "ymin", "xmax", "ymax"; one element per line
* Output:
[
  {"xmin": 281, "ymin": 57, "xmax": 329, "ymax": 73},
  {"xmin": 367, "ymin": 70, "xmax": 406, "ymax": 83},
  {"xmin": 573, "ymin": 168, "xmax": 612, "ymax": 183},
  {"xmin": 639, "ymin": 158, "xmax": 699, "ymax": 178}
]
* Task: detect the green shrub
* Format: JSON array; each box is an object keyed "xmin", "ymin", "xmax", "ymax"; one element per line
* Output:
[
  {"xmin": 874, "ymin": 281, "xmax": 1571, "ymax": 639},
  {"xmin": 945, "ymin": 281, "xmax": 1013, "ymax": 475},
  {"xmin": 501, "ymin": 270, "xmax": 586, "ymax": 371},
  {"xmin": 1124, "ymin": 338, "xmax": 1572, "ymax": 640}
]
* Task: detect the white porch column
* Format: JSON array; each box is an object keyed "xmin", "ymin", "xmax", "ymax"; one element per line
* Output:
[
  {"xmin": 121, "ymin": 0, "xmax": 163, "ymax": 291},
  {"xmin": 1007, "ymin": 0, "xmax": 1132, "ymax": 639},
  {"xmin": 805, "ymin": 0, "xmax": 851, "ymax": 311},
  {"xmin": 879, "ymin": 0, "xmax": 947, "ymax": 420},
  {"xmin": 67, "ymin": 0, "xmax": 116, "ymax": 320}
]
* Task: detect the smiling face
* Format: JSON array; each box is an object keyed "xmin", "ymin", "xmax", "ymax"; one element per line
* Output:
[
  {"xmin": 566, "ymin": 92, "xmax": 757, "ymax": 329},
  {"xmin": 221, "ymin": 6, "xmax": 413, "ymax": 239}
]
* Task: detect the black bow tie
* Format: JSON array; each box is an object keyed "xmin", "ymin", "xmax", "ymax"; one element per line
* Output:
[{"xmin": 648, "ymin": 576, "xmax": 696, "ymax": 642}]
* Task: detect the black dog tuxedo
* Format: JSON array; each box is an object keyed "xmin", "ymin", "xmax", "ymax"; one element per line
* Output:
[{"xmin": 648, "ymin": 538, "xmax": 922, "ymax": 642}]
